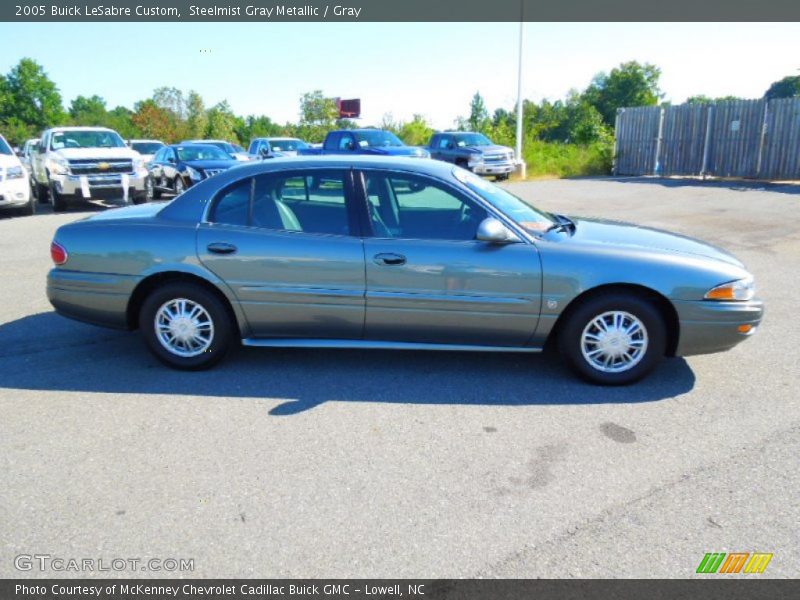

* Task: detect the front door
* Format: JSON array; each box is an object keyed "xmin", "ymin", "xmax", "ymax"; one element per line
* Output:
[
  {"xmin": 358, "ymin": 170, "xmax": 542, "ymax": 347},
  {"xmin": 197, "ymin": 169, "xmax": 366, "ymax": 339}
]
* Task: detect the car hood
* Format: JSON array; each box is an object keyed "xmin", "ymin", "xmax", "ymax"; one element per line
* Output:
[
  {"xmin": 569, "ymin": 217, "xmax": 744, "ymax": 268},
  {"xmin": 0, "ymin": 154, "xmax": 23, "ymax": 168},
  {"xmin": 364, "ymin": 146, "xmax": 426, "ymax": 157},
  {"xmin": 54, "ymin": 147, "xmax": 139, "ymax": 160},
  {"xmin": 182, "ymin": 159, "xmax": 237, "ymax": 170},
  {"xmin": 463, "ymin": 144, "xmax": 512, "ymax": 155}
]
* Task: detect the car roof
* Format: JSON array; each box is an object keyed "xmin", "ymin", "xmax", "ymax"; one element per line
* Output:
[
  {"xmin": 46, "ymin": 126, "xmax": 117, "ymax": 133},
  {"xmin": 129, "ymin": 139, "xmax": 164, "ymax": 144},
  {"xmin": 169, "ymin": 142, "xmax": 226, "ymax": 150}
]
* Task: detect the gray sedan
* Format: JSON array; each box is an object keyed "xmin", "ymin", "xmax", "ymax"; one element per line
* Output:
[{"xmin": 46, "ymin": 156, "xmax": 763, "ymax": 385}]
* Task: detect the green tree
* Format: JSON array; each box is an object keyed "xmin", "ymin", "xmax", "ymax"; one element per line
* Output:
[
  {"xmin": 583, "ymin": 61, "xmax": 662, "ymax": 126},
  {"xmin": 398, "ymin": 114, "xmax": 434, "ymax": 146},
  {"xmin": 686, "ymin": 95, "xmax": 743, "ymax": 104},
  {"xmin": 764, "ymin": 75, "xmax": 800, "ymax": 100},
  {"xmin": 205, "ymin": 101, "xmax": 237, "ymax": 142},
  {"xmin": 468, "ymin": 91, "xmax": 489, "ymax": 131},
  {"xmin": 69, "ymin": 95, "xmax": 108, "ymax": 126},
  {"xmin": 184, "ymin": 90, "xmax": 208, "ymax": 139},
  {"xmin": 106, "ymin": 106, "xmax": 138, "ymax": 139},
  {"xmin": 0, "ymin": 58, "xmax": 65, "ymax": 142},
  {"xmin": 298, "ymin": 90, "xmax": 339, "ymax": 141}
]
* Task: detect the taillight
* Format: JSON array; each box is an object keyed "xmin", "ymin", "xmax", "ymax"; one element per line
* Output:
[{"xmin": 51, "ymin": 241, "xmax": 68, "ymax": 265}]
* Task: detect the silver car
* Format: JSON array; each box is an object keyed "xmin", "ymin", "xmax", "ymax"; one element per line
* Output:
[{"xmin": 47, "ymin": 156, "xmax": 763, "ymax": 385}]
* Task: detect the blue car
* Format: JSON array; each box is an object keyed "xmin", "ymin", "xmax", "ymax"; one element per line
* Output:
[
  {"xmin": 146, "ymin": 143, "xmax": 239, "ymax": 200},
  {"xmin": 299, "ymin": 129, "xmax": 430, "ymax": 158}
]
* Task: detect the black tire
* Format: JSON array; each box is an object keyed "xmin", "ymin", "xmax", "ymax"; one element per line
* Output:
[
  {"xmin": 139, "ymin": 282, "xmax": 234, "ymax": 370},
  {"xmin": 557, "ymin": 292, "xmax": 666, "ymax": 385},
  {"xmin": 151, "ymin": 175, "xmax": 162, "ymax": 199},
  {"xmin": 36, "ymin": 182, "xmax": 50, "ymax": 204},
  {"xmin": 496, "ymin": 173, "xmax": 510, "ymax": 181},
  {"xmin": 18, "ymin": 194, "xmax": 36, "ymax": 216},
  {"xmin": 456, "ymin": 159, "xmax": 471, "ymax": 172},
  {"xmin": 173, "ymin": 176, "xmax": 186, "ymax": 196},
  {"xmin": 49, "ymin": 183, "xmax": 70, "ymax": 212}
]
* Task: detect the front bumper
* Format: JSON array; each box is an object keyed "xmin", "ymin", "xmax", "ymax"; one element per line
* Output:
[
  {"xmin": 51, "ymin": 170, "xmax": 147, "ymax": 200},
  {"xmin": 674, "ymin": 298, "xmax": 764, "ymax": 356},
  {"xmin": 471, "ymin": 161, "xmax": 515, "ymax": 175},
  {"xmin": 0, "ymin": 177, "xmax": 31, "ymax": 209}
]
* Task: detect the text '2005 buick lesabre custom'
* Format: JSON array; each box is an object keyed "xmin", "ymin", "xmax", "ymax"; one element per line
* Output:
[{"xmin": 47, "ymin": 156, "xmax": 763, "ymax": 385}]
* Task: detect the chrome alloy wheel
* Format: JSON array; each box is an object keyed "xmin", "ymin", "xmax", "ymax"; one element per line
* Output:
[
  {"xmin": 580, "ymin": 311, "xmax": 648, "ymax": 373},
  {"xmin": 154, "ymin": 298, "xmax": 215, "ymax": 358}
]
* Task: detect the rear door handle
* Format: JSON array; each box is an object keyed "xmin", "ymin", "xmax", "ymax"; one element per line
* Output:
[
  {"xmin": 207, "ymin": 242, "xmax": 237, "ymax": 255},
  {"xmin": 373, "ymin": 253, "xmax": 406, "ymax": 266}
]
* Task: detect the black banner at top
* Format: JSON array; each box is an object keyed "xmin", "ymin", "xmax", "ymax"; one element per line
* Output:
[{"xmin": 3, "ymin": 0, "xmax": 800, "ymax": 22}]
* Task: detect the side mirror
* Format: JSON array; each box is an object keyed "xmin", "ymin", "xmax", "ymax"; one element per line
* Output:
[
  {"xmin": 346, "ymin": 141, "xmax": 356, "ymax": 151},
  {"xmin": 167, "ymin": 156, "xmax": 176, "ymax": 164},
  {"xmin": 447, "ymin": 142, "xmax": 455, "ymax": 149},
  {"xmin": 259, "ymin": 147, "xmax": 269, "ymax": 156},
  {"xmin": 476, "ymin": 217, "xmax": 520, "ymax": 244}
]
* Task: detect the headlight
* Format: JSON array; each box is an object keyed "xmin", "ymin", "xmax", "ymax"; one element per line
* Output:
[
  {"xmin": 47, "ymin": 157, "xmax": 70, "ymax": 175},
  {"xmin": 185, "ymin": 166, "xmax": 202, "ymax": 181},
  {"xmin": 133, "ymin": 157, "xmax": 145, "ymax": 171},
  {"xmin": 6, "ymin": 166, "xmax": 25, "ymax": 179},
  {"xmin": 704, "ymin": 278, "xmax": 755, "ymax": 301},
  {"xmin": 467, "ymin": 154, "xmax": 483, "ymax": 165}
]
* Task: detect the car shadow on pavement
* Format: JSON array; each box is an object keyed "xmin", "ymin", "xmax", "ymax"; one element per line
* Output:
[{"xmin": 0, "ymin": 312, "xmax": 696, "ymax": 415}]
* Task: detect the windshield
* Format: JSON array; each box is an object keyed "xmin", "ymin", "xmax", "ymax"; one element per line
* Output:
[
  {"xmin": 131, "ymin": 142, "xmax": 164, "ymax": 154},
  {"xmin": 454, "ymin": 168, "xmax": 554, "ymax": 234},
  {"xmin": 354, "ymin": 131, "xmax": 404, "ymax": 148},
  {"xmin": 0, "ymin": 136, "xmax": 12, "ymax": 155},
  {"xmin": 176, "ymin": 145, "xmax": 231, "ymax": 161},
  {"xmin": 50, "ymin": 130, "xmax": 126, "ymax": 150},
  {"xmin": 205, "ymin": 142, "xmax": 237, "ymax": 154},
  {"xmin": 269, "ymin": 139, "xmax": 308, "ymax": 152},
  {"xmin": 454, "ymin": 133, "xmax": 492, "ymax": 147}
]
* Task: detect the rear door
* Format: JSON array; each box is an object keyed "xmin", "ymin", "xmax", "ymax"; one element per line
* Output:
[
  {"xmin": 197, "ymin": 168, "xmax": 366, "ymax": 339},
  {"xmin": 357, "ymin": 169, "xmax": 542, "ymax": 346}
]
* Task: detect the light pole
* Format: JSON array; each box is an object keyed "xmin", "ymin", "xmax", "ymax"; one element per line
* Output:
[{"xmin": 515, "ymin": 16, "xmax": 526, "ymax": 178}]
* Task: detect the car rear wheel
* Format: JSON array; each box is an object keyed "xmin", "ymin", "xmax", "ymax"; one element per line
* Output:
[
  {"xmin": 139, "ymin": 282, "xmax": 233, "ymax": 370},
  {"xmin": 557, "ymin": 293, "xmax": 666, "ymax": 385}
]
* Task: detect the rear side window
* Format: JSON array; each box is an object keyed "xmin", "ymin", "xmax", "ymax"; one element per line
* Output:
[
  {"xmin": 210, "ymin": 179, "xmax": 251, "ymax": 226},
  {"xmin": 209, "ymin": 170, "xmax": 351, "ymax": 236}
]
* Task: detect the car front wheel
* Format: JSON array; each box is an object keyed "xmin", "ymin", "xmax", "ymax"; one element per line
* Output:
[
  {"xmin": 139, "ymin": 282, "xmax": 233, "ymax": 370},
  {"xmin": 558, "ymin": 293, "xmax": 666, "ymax": 385}
]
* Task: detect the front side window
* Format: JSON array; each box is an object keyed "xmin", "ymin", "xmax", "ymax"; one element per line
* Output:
[{"xmin": 363, "ymin": 172, "xmax": 487, "ymax": 241}]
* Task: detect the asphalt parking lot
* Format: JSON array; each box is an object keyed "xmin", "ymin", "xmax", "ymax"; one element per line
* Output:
[{"xmin": 1, "ymin": 177, "xmax": 798, "ymax": 578}]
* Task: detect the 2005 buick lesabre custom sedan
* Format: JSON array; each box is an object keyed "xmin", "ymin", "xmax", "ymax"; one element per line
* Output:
[{"xmin": 47, "ymin": 156, "xmax": 763, "ymax": 385}]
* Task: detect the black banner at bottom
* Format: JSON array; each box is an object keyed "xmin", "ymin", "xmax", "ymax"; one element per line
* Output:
[{"xmin": 2, "ymin": 579, "xmax": 799, "ymax": 600}]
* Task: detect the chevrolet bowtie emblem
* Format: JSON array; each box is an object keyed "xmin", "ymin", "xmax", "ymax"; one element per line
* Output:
[{"xmin": 98, "ymin": 162, "xmax": 110, "ymax": 170}]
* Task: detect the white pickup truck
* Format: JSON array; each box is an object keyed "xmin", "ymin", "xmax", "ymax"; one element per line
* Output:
[{"xmin": 31, "ymin": 126, "xmax": 148, "ymax": 211}]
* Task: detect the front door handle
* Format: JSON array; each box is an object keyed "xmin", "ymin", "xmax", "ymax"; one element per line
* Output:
[
  {"xmin": 373, "ymin": 253, "xmax": 406, "ymax": 266},
  {"xmin": 207, "ymin": 242, "xmax": 237, "ymax": 255}
]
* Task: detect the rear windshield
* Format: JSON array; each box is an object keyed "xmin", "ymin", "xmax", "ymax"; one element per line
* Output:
[
  {"xmin": 131, "ymin": 142, "xmax": 164, "ymax": 154},
  {"xmin": 176, "ymin": 145, "xmax": 231, "ymax": 161},
  {"xmin": 269, "ymin": 139, "xmax": 308, "ymax": 152}
]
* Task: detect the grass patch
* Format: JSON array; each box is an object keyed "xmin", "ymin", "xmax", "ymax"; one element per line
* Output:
[{"xmin": 522, "ymin": 140, "xmax": 612, "ymax": 178}]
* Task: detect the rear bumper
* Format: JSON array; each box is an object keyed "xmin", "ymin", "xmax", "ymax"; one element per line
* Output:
[
  {"xmin": 674, "ymin": 298, "xmax": 764, "ymax": 356},
  {"xmin": 47, "ymin": 268, "xmax": 140, "ymax": 329}
]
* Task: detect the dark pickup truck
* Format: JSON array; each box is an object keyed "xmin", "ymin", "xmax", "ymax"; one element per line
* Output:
[
  {"xmin": 427, "ymin": 131, "xmax": 515, "ymax": 180},
  {"xmin": 299, "ymin": 129, "xmax": 430, "ymax": 158}
]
